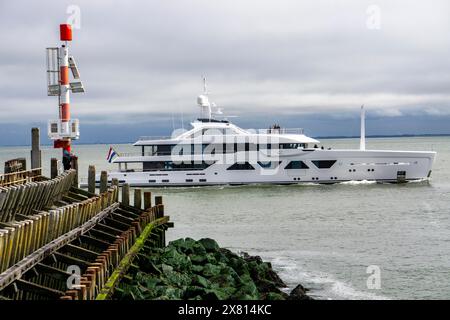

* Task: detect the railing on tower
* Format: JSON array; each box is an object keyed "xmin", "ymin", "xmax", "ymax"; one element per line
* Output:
[{"xmin": 46, "ymin": 47, "xmax": 60, "ymax": 96}]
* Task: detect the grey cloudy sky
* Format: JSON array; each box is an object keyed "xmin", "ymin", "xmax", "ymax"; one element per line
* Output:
[{"xmin": 0, "ymin": 0, "xmax": 449, "ymax": 145}]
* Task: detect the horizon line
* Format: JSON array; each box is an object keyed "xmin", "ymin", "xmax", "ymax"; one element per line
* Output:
[{"xmin": 1, "ymin": 133, "xmax": 449, "ymax": 148}]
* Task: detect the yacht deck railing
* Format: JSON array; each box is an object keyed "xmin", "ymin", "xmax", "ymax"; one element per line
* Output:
[
  {"xmin": 256, "ymin": 128, "xmax": 304, "ymax": 135},
  {"xmin": 136, "ymin": 128, "xmax": 305, "ymax": 142},
  {"xmin": 137, "ymin": 136, "xmax": 172, "ymax": 141}
]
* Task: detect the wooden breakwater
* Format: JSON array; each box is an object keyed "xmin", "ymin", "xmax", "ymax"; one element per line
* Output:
[
  {"xmin": 0, "ymin": 165, "xmax": 171, "ymax": 300},
  {"xmin": 0, "ymin": 168, "xmax": 42, "ymax": 188},
  {"xmin": 0, "ymin": 128, "xmax": 173, "ymax": 300},
  {"xmin": 0, "ymin": 170, "xmax": 75, "ymax": 222}
]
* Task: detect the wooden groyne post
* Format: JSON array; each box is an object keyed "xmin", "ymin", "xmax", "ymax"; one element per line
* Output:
[
  {"xmin": 4, "ymin": 158, "xmax": 26, "ymax": 174},
  {"xmin": 122, "ymin": 184, "xmax": 130, "ymax": 206},
  {"xmin": 30, "ymin": 128, "xmax": 41, "ymax": 170},
  {"xmin": 134, "ymin": 189, "xmax": 142, "ymax": 209},
  {"xmin": 50, "ymin": 158, "xmax": 58, "ymax": 179},
  {"xmin": 100, "ymin": 171, "xmax": 108, "ymax": 193},
  {"xmin": 155, "ymin": 196, "xmax": 165, "ymax": 247},
  {"xmin": 88, "ymin": 165, "xmax": 96, "ymax": 194},
  {"xmin": 144, "ymin": 192, "xmax": 152, "ymax": 209},
  {"xmin": 72, "ymin": 157, "xmax": 78, "ymax": 187}
]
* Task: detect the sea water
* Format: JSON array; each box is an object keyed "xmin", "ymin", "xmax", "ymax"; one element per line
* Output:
[{"xmin": 1, "ymin": 136, "xmax": 449, "ymax": 299}]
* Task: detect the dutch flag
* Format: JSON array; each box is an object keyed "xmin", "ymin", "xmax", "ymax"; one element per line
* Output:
[{"xmin": 106, "ymin": 147, "xmax": 117, "ymax": 163}]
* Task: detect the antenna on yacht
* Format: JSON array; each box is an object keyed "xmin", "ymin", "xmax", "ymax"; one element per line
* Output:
[
  {"xmin": 203, "ymin": 76, "xmax": 208, "ymax": 94},
  {"xmin": 171, "ymin": 111, "xmax": 175, "ymax": 132},
  {"xmin": 180, "ymin": 104, "xmax": 185, "ymax": 129},
  {"xmin": 360, "ymin": 105, "xmax": 366, "ymax": 151},
  {"xmin": 197, "ymin": 76, "xmax": 212, "ymax": 120}
]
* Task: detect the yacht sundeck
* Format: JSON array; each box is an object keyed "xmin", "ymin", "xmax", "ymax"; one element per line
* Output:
[{"xmin": 95, "ymin": 88, "xmax": 436, "ymax": 187}]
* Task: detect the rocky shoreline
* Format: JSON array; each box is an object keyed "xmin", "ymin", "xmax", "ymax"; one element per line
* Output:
[{"xmin": 114, "ymin": 238, "xmax": 312, "ymax": 300}]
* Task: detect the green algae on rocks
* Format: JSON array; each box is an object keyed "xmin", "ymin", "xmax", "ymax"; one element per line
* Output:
[{"xmin": 114, "ymin": 238, "xmax": 312, "ymax": 300}]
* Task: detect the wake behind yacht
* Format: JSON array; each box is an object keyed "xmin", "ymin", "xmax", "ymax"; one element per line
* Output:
[{"xmin": 95, "ymin": 88, "xmax": 436, "ymax": 187}]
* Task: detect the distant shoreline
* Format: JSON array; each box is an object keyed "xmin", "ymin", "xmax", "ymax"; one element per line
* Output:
[
  {"xmin": 1, "ymin": 133, "xmax": 449, "ymax": 147},
  {"xmin": 316, "ymin": 133, "xmax": 450, "ymax": 139}
]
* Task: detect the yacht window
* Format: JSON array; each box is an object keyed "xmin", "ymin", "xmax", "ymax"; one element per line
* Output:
[
  {"xmin": 227, "ymin": 162, "xmax": 255, "ymax": 170},
  {"xmin": 258, "ymin": 161, "xmax": 282, "ymax": 169},
  {"xmin": 202, "ymin": 128, "xmax": 224, "ymax": 135},
  {"xmin": 285, "ymin": 161, "xmax": 309, "ymax": 169},
  {"xmin": 155, "ymin": 145, "xmax": 172, "ymax": 156},
  {"xmin": 164, "ymin": 161, "xmax": 173, "ymax": 170},
  {"xmin": 143, "ymin": 161, "xmax": 165, "ymax": 171},
  {"xmin": 280, "ymin": 143, "xmax": 306, "ymax": 149},
  {"xmin": 311, "ymin": 160, "xmax": 337, "ymax": 169},
  {"xmin": 223, "ymin": 144, "xmax": 235, "ymax": 153},
  {"xmin": 143, "ymin": 161, "xmax": 213, "ymax": 171}
]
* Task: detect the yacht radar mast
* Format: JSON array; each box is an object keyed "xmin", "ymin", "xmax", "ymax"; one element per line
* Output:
[
  {"xmin": 197, "ymin": 77, "xmax": 212, "ymax": 120},
  {"xmin": 360, "ymin": 105, "xmax": 366, "ymax": 151}
]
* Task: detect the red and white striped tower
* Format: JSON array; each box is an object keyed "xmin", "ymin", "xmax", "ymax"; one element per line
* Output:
[
  {"xmin": 47, "ymin": 23, "xmax": 84, "ymax": 169},
  {"xmin": 59, "ymin": 24, "xmax": 72, "ymax": 154}
]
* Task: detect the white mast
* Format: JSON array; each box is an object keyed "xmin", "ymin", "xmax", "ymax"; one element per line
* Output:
[
  {"xmin": 360, "ymin": 105, "xmax": 366, "ymax": 151},
  {"xmin": 197, "ymin": 77, "xmax": 212, "ymax": 120},
  {"xmin": 203, "ymin": 76, "xmax": 207, "ymax": 94}
]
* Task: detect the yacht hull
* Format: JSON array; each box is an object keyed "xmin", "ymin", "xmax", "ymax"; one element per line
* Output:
[{"xmin": 87, "ymin": 149, "xmax": 436, "ymax": 187}]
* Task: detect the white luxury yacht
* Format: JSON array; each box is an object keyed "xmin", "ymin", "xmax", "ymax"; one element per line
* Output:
[{"xmin": 95, "ymin": 87, "xmax": 436, "ymax": 187}]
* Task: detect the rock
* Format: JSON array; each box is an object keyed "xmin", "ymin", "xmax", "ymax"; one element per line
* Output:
[
  {"xmin": 202, "ymin": 263, "xmax": 222, "ymax": 278},
  {"xmin": 204, "ymin": 288, "xmax": 229, "ymax": 300},
  {"xmin": 160, "ymin": 286, "xmax": 184, "ymax": 299},
  {"xmin": 198, "ymin": 238, "xmax": 220, "ymax": 252},
  {"xmin": 191, "ymin": 264, "xmax": 204, "ymax": 273},
  {"xmin": 115, "ymin": 237, "xmax": 310, "ymax": 302},
  {"xmin": 160, "ymin": 247, "xmax": 192, "ymax": 271},
  {"xmin": 192, "ymin": 242, "xmax": 207, "ymax": 256},
  {"xmin": 209, "ymin": 274, "xmax": 236, "ymax": 288},
  {"xmin": 236, "ymin": 281, "xmax": 259, "ymax": 299},
  {"xmin": 214, "ymin": 250, "xmax": 230, "ymax": 264},
  {"xmin": 161, "ymin": 270, "xmax": 191, "ymax": 287},
  {"xmin": 241, "ymin": 251, "xmax": 263, "ymax": 264},
  {"xmin": 205, "ymin": 252, "xmax": 217, "ymax": 264},
  {"xmin": 161, "ymin": 263, "xmax": 173, "ymax": 274},
  {"xmin": 184, "ymin": 286, "xmax": 208, "ymax": 299},
  {"xmin": 144, "ymin": 277, "xmax": 160, "ymax": 290},
  {"xmin": 171, "ymin": 237, "xmax": 200, "ymax": 255},
  {"xmin": 192, "ymin": 274, "xmax": 211, "ymax": 288},
  {"xmin": 168, "ymin": 238, "xmax": 186, "ymax": 250},
  {"xmin": 237, "ymin": 273, "xmax": 253, "ymax": 287},
  {"xmin": 138, "ymin": 261, "xmax": 162, "ymax": 275},
  {"xmin": 288, "ymin": 284, "xmax": 313, "ymax": 300},
  {"xmin": 254, "ymin": 278, "xmax": 286, "ymax": 296},
  {"xmin": 265, "ymin": 292, "xmax": 286, "ymax": 300},
  {"xmin": 219, "ymin": 248, "xmax": 235, "ymax": 260},
  {"xmin": 229, "ymin": 257, "xmax": 249, "ymax": 276},
  {"xmin": 264, "ymin": 268, "xmax": 287, "ymax": 288},
  {"xmin": 190, "ymin": 254, "xmax": 207, "ymax": 264},
  {"xmin": 210, "ymin": 282, "xmax": 236, "ymax": 298}
]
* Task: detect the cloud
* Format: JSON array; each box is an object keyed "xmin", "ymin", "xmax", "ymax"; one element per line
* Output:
[{"xmin": 0, "ymin": 0, "xmax": 449, "ymax": 136}]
